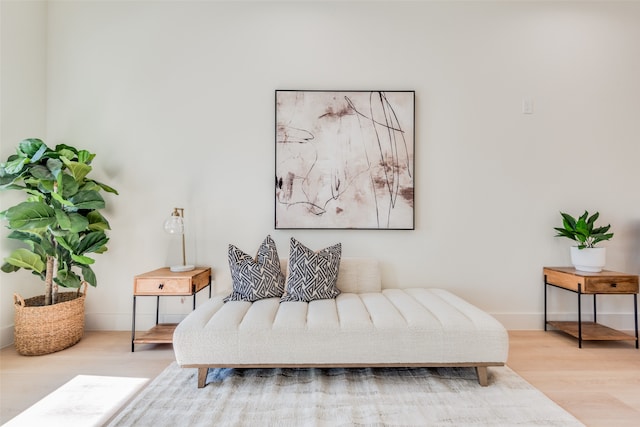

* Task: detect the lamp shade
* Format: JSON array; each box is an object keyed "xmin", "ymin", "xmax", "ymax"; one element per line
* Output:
[{"xmin": 164, "ymin": 215, "xmax": 184, "ymax": 235}]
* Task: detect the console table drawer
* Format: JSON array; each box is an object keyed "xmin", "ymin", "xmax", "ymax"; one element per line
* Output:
[
  {"xmin": 134, "ymin": 278, "xmax": 191, "ymax": 294},
  {"xmin": 585, "ymin": 278, "xmax": 638, "ymax": 294}
]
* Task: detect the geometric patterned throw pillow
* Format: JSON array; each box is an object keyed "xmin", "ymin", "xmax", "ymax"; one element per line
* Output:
[
  {"xmin": 281, "ymin": 237, "xmax": 341, "ymax": 302},
  {"xmin": 224, "ymin": 235, "xmax": 286, "ymax": 302}
]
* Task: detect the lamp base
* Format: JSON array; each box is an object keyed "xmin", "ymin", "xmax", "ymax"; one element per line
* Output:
[{"xmin": 170, "ymin": 264, "xmax": 195, "ymax": 272}]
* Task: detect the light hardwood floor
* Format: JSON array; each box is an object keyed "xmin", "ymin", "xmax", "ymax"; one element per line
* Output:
[{"xmin": 1, "ymin": 330, "xmax": 638, "ymax": 426}]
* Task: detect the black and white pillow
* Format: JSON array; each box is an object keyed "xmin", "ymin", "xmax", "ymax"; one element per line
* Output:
[
  {"xmin": 224, "ymin": 235, "xmax": 285, "ymax": 302},
  {"xmin": 281, "ymin": 238, "xmax": 342, "ymax": 302}
]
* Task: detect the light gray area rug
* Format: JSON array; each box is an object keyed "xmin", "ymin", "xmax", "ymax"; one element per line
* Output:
[{"xmin": 108, "ymin": 363, "xmax": 584, "ymax": 427}]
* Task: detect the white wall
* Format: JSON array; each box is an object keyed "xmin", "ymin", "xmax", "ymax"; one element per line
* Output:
[
  {"xmin": 2, "ymin": 1, "xmax": 639, "ymax": 347},
  {"xmin": 0, "ymin": 0, "xmax": 48, "ymax": 345}
]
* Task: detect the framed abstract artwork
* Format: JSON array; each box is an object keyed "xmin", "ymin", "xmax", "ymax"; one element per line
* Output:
[{"xmin": 275, "ymin": 90, "xmax": 415, "ymax": 229}]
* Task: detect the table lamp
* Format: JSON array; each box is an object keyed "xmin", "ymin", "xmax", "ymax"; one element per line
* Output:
[{"xmin": 164, "ymin": 207, "xmax": 195, "ymax": 272}]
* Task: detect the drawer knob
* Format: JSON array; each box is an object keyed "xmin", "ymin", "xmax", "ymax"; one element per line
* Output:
[
  {"xmin": 610, "ymin": 283, "xmax": 617, "ymax": 288},
  {"xmin": 158, "ymin": 283, "xmax": 164, "ymax": 290}
]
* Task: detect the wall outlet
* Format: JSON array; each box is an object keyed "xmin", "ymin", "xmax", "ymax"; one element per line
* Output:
[{"xmin": 522, "ymin": 98, "xmax": 534, "ymax": 114}]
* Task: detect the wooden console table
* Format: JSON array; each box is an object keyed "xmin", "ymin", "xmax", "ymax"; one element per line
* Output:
[
  {"xmin": 131, "ymin": 267, "xmax": 211, "ymax": 352},
  {"xmin": 543, "ymin": 267, "xmax": 638, "ymax": 348}
]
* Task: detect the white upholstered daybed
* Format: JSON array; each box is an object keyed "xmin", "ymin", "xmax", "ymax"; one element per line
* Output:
[{"xmin": 173, "ymin": 257, "xmax": 509, "ymax": 388}]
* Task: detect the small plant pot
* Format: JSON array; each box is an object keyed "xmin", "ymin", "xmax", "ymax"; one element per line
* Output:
[{"xmin": 570, "ymin": 247, "xmax": 606, "ymax": 273}]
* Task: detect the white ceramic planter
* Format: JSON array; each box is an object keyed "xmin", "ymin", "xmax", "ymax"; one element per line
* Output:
[{"xmin": 570, "ymin": 247, "xmax": 606, "ymax": 272}]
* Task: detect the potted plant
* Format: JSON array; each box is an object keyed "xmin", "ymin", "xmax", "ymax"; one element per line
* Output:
[
  {"xmin": 0, "ymin": 138, "xmax": 118, "ymax": 355},
  {"xmin": 553, "ymin": 210, "xmax": 613, "ymax": 272}
]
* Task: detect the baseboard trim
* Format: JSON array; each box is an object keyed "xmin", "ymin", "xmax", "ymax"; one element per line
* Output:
[{"xmin": 0, "ymin": 325, "xmax": 14, "ymax": 349}]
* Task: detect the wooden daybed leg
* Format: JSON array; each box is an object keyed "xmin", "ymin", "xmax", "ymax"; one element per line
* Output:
[
  {"xmin": 197, "ymin": 367, "xmax": 208, "ymax": 388},
  {"xmin": 476, "ymin": 366, "xmax": 488, "ymax": 386}
]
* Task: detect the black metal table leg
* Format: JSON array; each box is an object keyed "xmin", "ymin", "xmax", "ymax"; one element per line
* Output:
[
  {"xmin": 634, "ymin": 293, "xmax": 638, "ymax": 349},
  {"xmin": 544, "ymin": 275, "xmax": 548, "ymax": 331},
  {"xmin": 578, "ymin": 283, "xmax": 582, "ymax": 348},
  {"xmin": 131, "ymin": 295, "xmax": 137, "ymax": 352}
]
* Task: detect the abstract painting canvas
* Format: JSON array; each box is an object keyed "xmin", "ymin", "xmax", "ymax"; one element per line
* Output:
[{"xmin": 275, "ymin": 90, "xmax": 415, "ymax": 229}]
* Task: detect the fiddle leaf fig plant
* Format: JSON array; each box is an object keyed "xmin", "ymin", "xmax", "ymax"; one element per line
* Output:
[
  {"xmin": 0, "ymin": 138, "xmax": 118, "ymax": 305},
  {"xmin": 554, "ymin": 210, "xmax": 613, "ymax": 249}
]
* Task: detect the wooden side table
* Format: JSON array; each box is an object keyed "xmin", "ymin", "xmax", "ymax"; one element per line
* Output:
[
  {"xmin": 131, "ymin": 267, "xmax": 212, "ymax": 352},
  {"xmin": 543, "ymin": 266, "xmax": 638, "ymax": 348}
]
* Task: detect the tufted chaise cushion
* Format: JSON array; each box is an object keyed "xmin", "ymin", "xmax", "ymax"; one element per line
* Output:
[{"xmin": 173, "ymin": 286, "xmax": 508, "ymax": 366}]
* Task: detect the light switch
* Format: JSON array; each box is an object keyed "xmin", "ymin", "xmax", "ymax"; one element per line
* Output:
[{"xmin": 522, "ymin": 98, "xmax": 534, "ymax": 114}]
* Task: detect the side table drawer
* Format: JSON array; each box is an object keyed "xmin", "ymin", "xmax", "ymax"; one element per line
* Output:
[
  {"xmin": 135, "ymin": 278, "xmax": 191, "ymax": 295},
  {"xmin": 585, "ymin": 278, "xmax": 638, "ymax": 294}
]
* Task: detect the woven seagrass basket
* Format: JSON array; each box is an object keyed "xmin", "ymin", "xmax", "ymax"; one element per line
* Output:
[{"xmin": 13, "ymin": 284, "xmax": 87, "ymax": 356}]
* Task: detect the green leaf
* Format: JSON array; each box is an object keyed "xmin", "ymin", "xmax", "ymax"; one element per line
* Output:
[
  {"xmin": 37, "ymin": 235, "xmax": 54, "ymax": 255},
  {"xmin": 71, "ymin": 253, "xmax": 95, "ymax": 265},
  {"xmin": 93, "ymin": 245, "xmax": 108, "ymax": 254},
  {"xmin": 77, "ymin": 231, "xmax": 108, "ymax": 254},
  {"xmin": 69, "ymin": 190, "xmax": 105, "ymax": 210},
  {"xmin": 1, "ymin": 262, "xmax": 20, "ymax": 273},
  {"xmin": 54, "ymin": 234, "xmax": 74, "ymax": 252},
  {"xmin": 553, "ymin": 228, "xmax": 576, "ymax": 240},
  {"xmin": 54, "ymin": 144, "xmax": 78, "ymax": 158},
  {"xmin": 54, "ymin": 209, "xmax": 72, "ymax": 230},
  {"xmin": 592, "ymin": 225, "xmax": 611, "ymax": 235},
  {"xmin": 4, "ymin": 201, "xmax": 55, "ymax": 230},
  {"xmin": 18, "ymin": 138, "xmax": 45, "ymax": 157},
  {"xmin": 37, "ymin": 180, "xmax": 54, "ymax": 193},
  {"xmin": 87, "ymin": 210, "xmax": 111, "ymax": 231},
  {"xmin": 2, "ymin": 157, "xmax": 28, "ymax": 175},
  {"xmin": 60, "ymin": 173, "xmax": 80, "ymax": 198},
  {"xmin": 29, "ymin": 141, "xmax": 49, "ymax": 163},
  {"xmin": 79, "ymin": 181, "xmax": 101, "ymax": 193},
  {"xmin": 77, "ymin": 150, "xmax": 95, "ymax": 164},
  {"xmin": 61, "ymin": 157, "xmax": 91, "ymax": 182},
  {"xmin": 7, "ymin": 230, "xmax": 42, "ymax": 245},
  {"xmin": 50, "ymin": 191, "xmax": 74, "ymax": 207},
  {"xmin": 68, "ymin": 213, "xmax": 89, "ymax": 233},
  {"xmin": 55, "ymin": 269, "xmax": 82, "ymax": 288},
  {"xmin": 56, "ymin": 148, "xmax": 76, "ymax": 161},
  {"xmin": 91, "ymin": 179, "xmax": 119, "ymax": 195},
  {"xmin": 4, "ymin": 248, "xmax": 45, "ymax": 273},
  {"xmin": 46, "ymin": 158, "xmax": 63, "ymax": 178},
  {"xmin": 80, "ymin": 265, "xmax": 97, "ymax": 286},
  {"xmin": 592, "ymin": 233, "xmax": 614, "ymax": 245},
  {"xmin": 575, "ymin": 218, "xmax": 589, "ymax": 237},
  {"xmin": 560, "ymin": 212, "xmax": 576, "ymax": 230},
  {"xmin": 29, "ymin": 164, "xmax": 55, "ymax": 180},
  {"xmin": 0, "ymin": 174, "xmax": 23, "ymax": 190}
]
